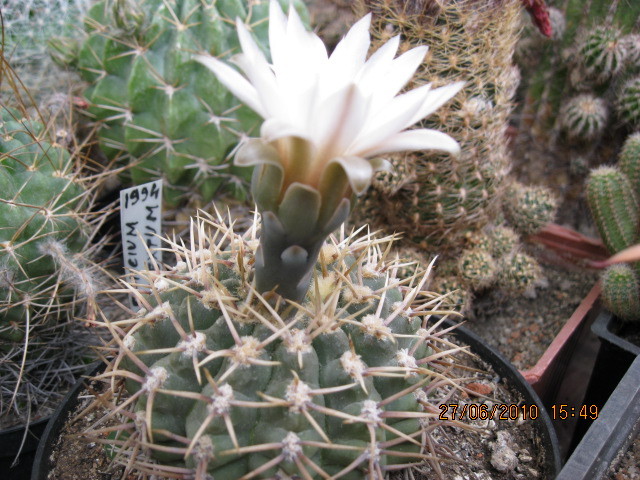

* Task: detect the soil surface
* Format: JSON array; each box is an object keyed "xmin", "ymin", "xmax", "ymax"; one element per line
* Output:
[
  {"xmin": 44, "ymin": 327, "xmax": 555, "ymax": 480},
  {"xmin": 463, "ymin": 244, "xmax": 600, "ymax": 371},
  {"xmin": 607, "ymin": 423, "xmax": 640, "ymax": 480}
]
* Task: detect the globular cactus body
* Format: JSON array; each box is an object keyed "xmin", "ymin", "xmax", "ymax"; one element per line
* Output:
[
  {"xmin": 600, "ymin": 264, "xmax": 640, "ymax": 322},
  {"xmin": 75, "ymin": 0, "xmax": 308, "ymax": 206},
  {"xmin": 98, "ymin": 213, "xmax": 457, "ymax": 479}
]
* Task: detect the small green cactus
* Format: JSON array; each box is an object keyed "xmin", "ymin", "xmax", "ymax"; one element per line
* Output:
[
  {"xmin": 558, "ymin": 94, "xmax": 609, "ymax": 142},
  {"xmin": 578, "ymin": 25, "xmax": 628, "ymax": 84},
  {"xmin": 601, "ymin": 264, "xmax": 640, "ymax": 322},
  {"xmin": 497, "ymin": 252, "xmax": 541, "ymax": 294},
  {"xmin": 586, "ymin": 166, "xmax": 639, "ymax": 255},
  {"xmin": 616, "ymin": 76, "xmax": 640, "ymax": 128},
  {"xmin": 502, "ymin": 182, "xmax": 558, "ymax": 237},
  {"xmin": 457, "ymin": 248, "xmax": 496, "ymax": 290},
  {"xmin": 90, "ymin": 213, "xmax": 461, "ymax": 479}
]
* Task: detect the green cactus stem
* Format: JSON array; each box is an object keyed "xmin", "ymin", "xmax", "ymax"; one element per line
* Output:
[
  {"xmin": 601, "ymin": 263, "xmax": 640, "ymax": 322},
  {"xmin": 586, "ymin": 165, "xmax": 639, "ymax": 255}
]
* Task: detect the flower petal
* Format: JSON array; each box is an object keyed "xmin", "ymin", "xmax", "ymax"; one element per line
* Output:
[
  {"xmin": 194, "ymin": 54, "xmax": 266, "ymax": 117},
  {"xmin": 328, "ymin": 155, "xmax": 374, "ymax": 195},
  {"xmin": 359, "ymin": 129, "xmax": 460, "ymax": 157},
  {"xmin": 235, "ymin": 138, "xmax": 283, "ymax": 169},
  {"xmin": 406, "ymin": 81, "xmax": 465, "ymax": 127}
]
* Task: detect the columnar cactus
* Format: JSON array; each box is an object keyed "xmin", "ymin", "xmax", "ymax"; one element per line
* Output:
[
  {"xmin": 92, "ymin": 213, "xmax": 462, "ymax": 479},
  {"xmin": 72, "ymin": 0, "xmax": 309, "ymax": 206},
  {"xmin": 586, "ymin": 135, "xmax": 640, "ymax": 322},
  {"xmin": 0, "ymin": 105, "xmax": 104, "ymax": 417},
  {"xmin": 354, "ymin": 0, "xmax": 521, "ymax": 250}
]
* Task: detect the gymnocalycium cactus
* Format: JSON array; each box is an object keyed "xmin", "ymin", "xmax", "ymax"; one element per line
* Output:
[
  {"xmin": 587, "ymin": 133, "xmax": 640, "ymax": 322},
  {"xmin": 0, "ymin": 104, "xmax": 105, "ymax": 418},
  {"xmin": 73, "ymin": 0, "xmax": 309, "ymax": 207},
  {"xmin": 88, "ymin": 2, "xmax": 467, "ymax": 477}
]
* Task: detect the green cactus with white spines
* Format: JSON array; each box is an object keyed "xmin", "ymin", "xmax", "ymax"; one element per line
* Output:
[
  {"xmin": 90, "ymin": 212, "xmax": 462, "ymax": 479},
  {"xmin": 616, "ymin": 76, "xmax": 640, "ymax": 128},
  {"xmin": 557, "ymin": 94, "xmax": 609, "ymax": 142},
  {"xmin": 73, "ymin": 0, "xmax": 308, "ymax": 207},
  {"xmin": 619, "ymin": 132, "xmax": 640, "ymax": 191},
  {"xmin": 0, "ymin": 104, "xmax": 105, "ymax": 418},
  {"xmin": 578, "ymin": 25, "xmax": 628, "ymax": 85},
  {"xmin": 497, "ymin": 252, "xmax": 541, "ymax": 294}
]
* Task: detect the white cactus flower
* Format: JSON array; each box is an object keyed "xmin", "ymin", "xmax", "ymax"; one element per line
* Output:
[{"xmin": 195, "ymin": 0, "xmax": 463, "ymax": 196}]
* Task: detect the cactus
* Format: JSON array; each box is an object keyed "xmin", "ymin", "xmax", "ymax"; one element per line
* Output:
[
  {"xmin": 0, "ymin": 104, "xmax": 106, "ymax": 419},
  {"xmin": 71, "ymin": 0, "xmax": 309, "ymax": 207},
  {"xmin": 619, "ymin": 132, "xmax": 640, "ymax": 192},
  {"xmin": 457, "ymin": 248, "xmax": 497, "ymax": 290},
  {"xmin": 502, "ymin": 182, "xmax": 558, "ymax": 236},
  {"xmin": 557, "ymin": 94, "xmax": 609, "ymax": 142},
  {"xmin": 353, "ymin": 0, "xmax": 521, "ymax": 249},
  {"xmin": 578, "ymin": 25, "xmax": 628, "ymax": 84},
  {"xmin": 497, "ymin": 252, "xmax": 541, "ymax": 293},
  {"xmin": 514, "ymin": 0, "xmax": 640, "ymax": 146},
  {"xmin": 586, "ymin": 166, "xmax": 639, "ymax": 255},
  {"xmin": 88, "ymin": 212, "xmax": 462, "ymax": 479},
  {"xmin": 600, "ymin": 264, "xmax": 640, "ymax": 322},
  {"xmin": 616, "ymin": 76, "xmax": 640, "ymax": 129}
]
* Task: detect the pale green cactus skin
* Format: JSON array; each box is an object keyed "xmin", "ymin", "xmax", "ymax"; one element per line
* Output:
[
  {"xmin": 100, "ymin": 213, "xmax": 456, "ymax": 479},
  {"xmin": 75, "ymin": 0, "xmax": 308, "ymax": 207}
]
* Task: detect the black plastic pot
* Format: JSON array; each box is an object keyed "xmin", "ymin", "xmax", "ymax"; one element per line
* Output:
[
  {"xmin": 557, "ymin": 354, "xmax": 640, "ymax": 479},
  {"xmin": 571, "ymin": 310, "xmax": 640, "ymax": 450},
  {"xmin": 32, "ymin": 328, "xmax": 562, "ymax": 479},
  {"xmin": 448, "ymin": 321, "xmax": 563, "ymax": 478},
  {"xmin": 31, "ymin": 362, "xmax": 103, "ymax": 480},
  {"xmin": 1, "ymin": 416, "xmax": 50, "ymax": 480}
]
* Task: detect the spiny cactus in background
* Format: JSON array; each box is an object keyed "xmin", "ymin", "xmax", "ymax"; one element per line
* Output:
[
  {"xmin": 557, "ymin": 94, "xmax": 609, "ymax": 142},
  {"xmin": 354, "ymin": 0, "xmax": 521, "ymax": 250},
  {"xmin": 87, "ymin": 212, "xmax": 466, "ymax": 479},
  {"xmin": 349, "ymin": 0, "xmax": 553, "ymax": 307},
  {"xmin": 0, "ymin": 0, "xmax": 90, "ymax": 99},
  {"xmin": 0, "ymin": 104, "xmax": 107, "ymax": 420},
  {"xmin": 601, "ymin": 264, "xmax": 640, "ymax": 322},
  {"xmin": 502, "ymin": 182, "xmax": 558, "ymax": 236},
  {"xmin": 586, "ymin": 135, "xmax": 640, "ymax": 322},
  {"xmin": 515, "ymin": 0, "xmax": 640, "ymax": 144},
  {"xmin": 68, "ymin": 0, "xmax": 308, "ymax": 207},
  {"xmin": 616, "ymin": 76, "xmax": 640, "ymax": 128},
  {"xmin": 586, "ymin": 166, "xmax": 638, "ymax": 256}
]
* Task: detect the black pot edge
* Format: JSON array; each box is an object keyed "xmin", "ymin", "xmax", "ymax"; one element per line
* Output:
[
  {"xmin": 592, "ymin": 310, "xmax": 640, "ymax": 357},
  {"xmin": 556, "ymin": 355, "xmax": 640, "ymax": 480},
  {"xmin": 0, "ymin": 416, "xmax": 51, "ymax": 460},
  {"xmin": 31, "ymin": 362, "xmax": 104, "ymax": 480},
  {"xmin": 442, "ymin": 318, "xmax": 562, "ymax": 478}
]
